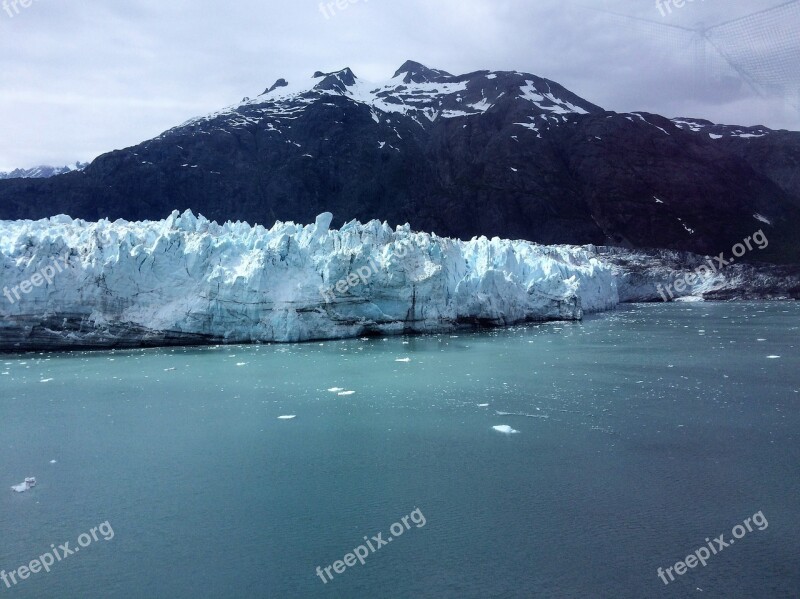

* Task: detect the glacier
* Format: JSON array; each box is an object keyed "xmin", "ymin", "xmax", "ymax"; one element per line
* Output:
[
  {"xmin": 0, "ymin": 211, "xmax": 797, "ymax": 352},
  {"xmin": 0, "ymin": 211, "xmax": 618, "ymax": 351}
]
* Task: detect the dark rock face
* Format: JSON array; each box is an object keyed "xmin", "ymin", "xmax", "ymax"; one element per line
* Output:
[{"xmin": 1, "ymin": 61, "xmax": 798, "ymax": 263}]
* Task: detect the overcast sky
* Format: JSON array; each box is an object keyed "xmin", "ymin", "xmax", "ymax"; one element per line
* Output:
[{"xmin": 0, "ymin": 0, "xmax": 798, "ymax": 171}]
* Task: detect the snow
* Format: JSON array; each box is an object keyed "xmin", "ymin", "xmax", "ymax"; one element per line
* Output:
[
  {"xmin": 671, "ymin": 119, "xmax": 706, "ymax": 132},
  {"xmin": 0, "ymin": 211, "xmax": 620, "ymax": 345},
  {"xmin": 631, "ymin": 113, "xmax": 670, "ymax": 135},
  {"xmin": 754, "ymin": 214, "xmax": 772, "ymax": 225},
  {"xmin": 678, "ymin": 218, "xmax": 695, "ymax": 234},
  {"xmin": 0, "ymin": 162, "xmax": 88, "ymax": 180},
  {"xmin": 174, "ymin": 65, "xmax": 593, "ymax": 133},
  {"xmin": 514, "ymin": 122, "xmax": 539, "ymax": 132},
  {"xmin": 519, "ymin": 81, "xmax": 588, "ymax": 115}
]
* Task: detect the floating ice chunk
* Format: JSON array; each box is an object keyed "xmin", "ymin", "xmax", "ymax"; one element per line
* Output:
[
  {"xmin": 40, "ymin": 378, "xmax": 53, "ymax": 383},
  {"xmin": 328, "ymin": 387, "xmax": 345, "ymax": 392},
  {"xmin": 492, "ymin": 425, "xmax": 519, "ymax": 434},
  {"xmin": 50, "ymin": 460, "xmax": 57, "ymax": 464},
  {"xmin": 11, "ymin": 477, "xmax": 36, "ymax": 493},
  {"xmin": 164, "ymin": 367, "xmax": 176, "ymax": 371},
  {"xmin": 338, "ymin": 391, "xmax": 355, "ymax": 396},
  {"xmin": 277, "ymin": 415, "xmax": 296, "ymax": 420},
  {"xmin": 236, "ymin": 363, "xmax": 247, "ymax": 366},
  {"xmin": 496, "ymin": 410, "xmax": 548, "ymax": 419},
  {"xmin": 395, "ymin": 358, "xmax": 411, "ymax": 363},
  {"xmin": 477, "ymin": 403, "xmax": 490, "ymax": 407},
  {"xmin": 767, "ymin": 355, "xmax": 781, "ymax": 359}
]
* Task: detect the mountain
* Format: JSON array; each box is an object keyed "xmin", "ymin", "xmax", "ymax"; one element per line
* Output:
[
  {"xmin": 0, "ymin": 162, "xmax": 88, "ymax": 180},
  {"xmin": 0, "ymin": 60, "xmax": 798, "ymax": 263}
]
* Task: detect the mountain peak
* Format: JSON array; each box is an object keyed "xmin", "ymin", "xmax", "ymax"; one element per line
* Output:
[
  {"xmin": 0, "ymin": 162, "xmax": 88, "ymax": 180},
  {"xmin": 264, "ymin": 78, "xmax": 288, "ymax": 94},
  {"xmin": 313, "ymin": 67, "xmax": 357, "ymax": 93},
  {"xmin": 393, "ymin": 60, "xmax": 451, "ymax": 84}
]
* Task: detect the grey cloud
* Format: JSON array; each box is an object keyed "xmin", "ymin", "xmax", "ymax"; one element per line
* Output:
[{"xmin": 0, "ymin": 0, "xmax": 797, "ymax": 170}]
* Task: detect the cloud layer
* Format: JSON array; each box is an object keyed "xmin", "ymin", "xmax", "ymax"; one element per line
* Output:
[{"xmin": 0, "ymin": 0, "xmax": 797, "ymax": 170}]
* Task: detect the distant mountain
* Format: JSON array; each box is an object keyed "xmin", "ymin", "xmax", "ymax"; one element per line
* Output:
[
  {"xmin": 0, "ymin": 162, "xmax": 88, "ymax": 180},
  {"xmin": 0, "ymin": 60, "xmax": 798, "ymax": 263}
]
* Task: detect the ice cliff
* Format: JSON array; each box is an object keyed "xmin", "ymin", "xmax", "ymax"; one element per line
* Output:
[{"xmin": 0, "ymin": 211, "xmax": 620, "ymax": 351}]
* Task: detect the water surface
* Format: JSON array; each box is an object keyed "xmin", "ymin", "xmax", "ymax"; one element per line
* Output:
[{"xmin": 1, "ymin": 302, "xmax": 799, "ymax": 597}]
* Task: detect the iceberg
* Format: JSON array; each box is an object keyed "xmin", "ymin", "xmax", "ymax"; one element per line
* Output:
[
  {"xmin": 11, "ymin": 477, "xmax": 36, "ymax": 493},
  {"xmin": 0, "ymin": 211, "xmax": 620, "ymax": 350},
  {"xmin": 492, "ymin": 425, "xmax": 519, "ymax": 435}
]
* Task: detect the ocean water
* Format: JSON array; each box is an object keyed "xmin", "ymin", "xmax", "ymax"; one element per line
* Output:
[{"xmin": 1, "ymin": 302, "xmax": 799, "ymax": 598}]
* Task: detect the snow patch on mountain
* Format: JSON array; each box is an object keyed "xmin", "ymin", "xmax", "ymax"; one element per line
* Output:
[{"xmin": 172, "ymin": 61, "xmax": 601, "ymax": 134}]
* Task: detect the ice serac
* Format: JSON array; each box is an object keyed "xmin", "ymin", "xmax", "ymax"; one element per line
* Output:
[{"xmin": 0, "ymin": 212, "xmax": 619, "ymax": 351}]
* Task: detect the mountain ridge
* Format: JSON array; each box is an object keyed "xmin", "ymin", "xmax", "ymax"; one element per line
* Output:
[{"xmin": 1, "ymin": 60, "xmax": 798, "ymax": 263}]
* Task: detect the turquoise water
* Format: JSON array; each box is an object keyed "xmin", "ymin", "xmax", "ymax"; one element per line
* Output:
[{"xmin": 1, "ymin": 302, "xmax": 799, "ymax": 598}]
